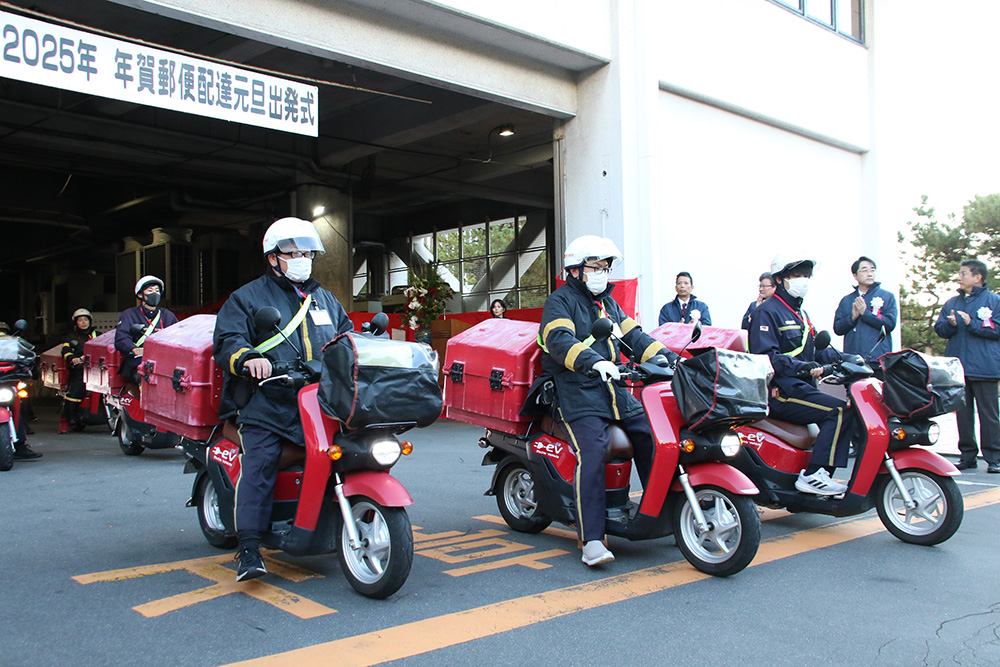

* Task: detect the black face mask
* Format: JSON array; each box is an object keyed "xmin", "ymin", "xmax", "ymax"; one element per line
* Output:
[{"xmin": 143, "ymin": 292, "xmax": 161, "ymax": 307}]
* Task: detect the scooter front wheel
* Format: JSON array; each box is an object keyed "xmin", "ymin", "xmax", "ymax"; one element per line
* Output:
[
  {"xmin": 196, "ymin": 474, "xmax": 237, "ymax": 549},
  {"xmin": 495, "ymin": 463, "xmax": 552, "ymax": 533},
  {"xmin": 0, "ymin": 422, "xmax": 12, "ymax": 471},
  {"xmin": 672, "ymin": 487, "xmax": 760, "ymax": 577},
  {"xmin": 875, "ymin": 470, "xmax": 964, "ymax": 545},
  {"xmin": 338, "ymin": 497, "xmax": 413, "ymax": 599}
]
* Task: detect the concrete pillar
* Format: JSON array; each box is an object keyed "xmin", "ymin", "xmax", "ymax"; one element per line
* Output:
[{"xmin": 294, "ymin": 184, "xmax": 352, "ymax": 309}]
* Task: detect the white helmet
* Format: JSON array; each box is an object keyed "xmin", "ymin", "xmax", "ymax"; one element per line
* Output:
[
  {"xmin": 770, "ymin": 253, "xmax": 817, "ymax": 279},
  {"xmin": 563, "ymin": 235, "xmax": 623, "ymax": 271},
  {"xmin": 134, "ymin": 275, "xmax": 165, "ymax": 296},
  {"xmin": 71, "ymin": 308, "xmax": 92, "ymax": 323},
  {"xmin": 262, "ymin": 217, "xmax": 326, "ymax": 256}
]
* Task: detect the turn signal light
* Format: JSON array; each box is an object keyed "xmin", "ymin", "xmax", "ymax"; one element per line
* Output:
[
  {"xmin": 681, "ymin": 439, "xmax": 696, "ymax": 453},
  {"xmin": 327, "ymin": 445, "xmax": 343, "ymax": 461},
  {"xmin": 892, "ymin": 428, "xmax": 906, "ymax": 441},
  {"xmin": 16, "ymin": 382, "xmax": 28, "ymax": 398},
  {"xmin": 401, "ymin": 441, "xmax": 413, "ymax": 455}
]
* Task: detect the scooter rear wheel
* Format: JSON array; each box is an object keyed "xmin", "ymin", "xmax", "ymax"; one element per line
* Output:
[
  {"xmin": 196, "ymin": 474, "xmax": 237, "ymax": 549},
  {"xmin": 495, "ymin": 463, "xmax": 552, "ymax": 533},
  {"xmin": 672, "ymin": 486, "xmax": 760, "ymax": 577},
  {"xmin": 875, "ymin": 470, "xmax": 964, "ymax": 545},
  {"xmin": 118, "ymin": 417, "xmax": 145, "ymax": 456},
  {"xmin": 0, "ymin": 423, "xmax": 12, "ymax": 471},
  {"xmin": 338, "ymin": 497, "xmax": 413, "ymax": 599}
]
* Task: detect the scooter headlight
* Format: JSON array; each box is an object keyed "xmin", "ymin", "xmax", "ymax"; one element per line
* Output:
[
  {"xmin": 926, "ymin": 422, "xmax": 940, "ymax": 445},
  {"xmin": 371, "ymin": 440, "xmax": 402, "ymax": 466},
  {"xmin": 720, "ymin": 433, "xmax": 742, "ymax": 457},
  {"xmin": 0, "ymin": 387, "xmax": 14, "ymax": 405}
]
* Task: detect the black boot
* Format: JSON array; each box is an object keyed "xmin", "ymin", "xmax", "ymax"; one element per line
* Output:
[{"xmin": 13, "ymin": 442, "xmax": 42, "ymax": 460}]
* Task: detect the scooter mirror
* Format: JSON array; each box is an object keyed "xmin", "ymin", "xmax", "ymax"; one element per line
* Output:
[
  {"xmin": 370, "ymin": 312, "xmax": 390, "ymax": 336},
  {"xmin": 12, "ymin": 319, "xmax": 26, "ymax": 334},
  {"xmin": 129, "ymin": 323, "xmax": 146, "ymax": 342},
  {"xmin": 590, "ymin": 318, "xmax": 613, "ymax": 341},
  {"xmin": 690, "ymin": 320, "xmax": 703, "ymax": 343},
  {"xmin": 254, "ymin": 306, "xmax": 282, "ymax": 335},
  {"xmin": 815, "ymin": 330, "xmax": 831, "ymax": 351}
]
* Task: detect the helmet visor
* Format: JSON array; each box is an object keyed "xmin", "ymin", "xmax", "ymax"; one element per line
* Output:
[{"xmin": 275, "ymin": 236, "xmax": 325, "ymax": 254}]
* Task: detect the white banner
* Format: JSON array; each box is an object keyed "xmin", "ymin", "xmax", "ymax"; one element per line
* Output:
[{"xmin": 0, "ymin": 10, "xmax": 318, "ymax": 137}]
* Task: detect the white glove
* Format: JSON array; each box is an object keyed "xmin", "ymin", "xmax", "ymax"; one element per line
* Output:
[{"xmin": 592, "ymin": 360, "xmax": 621, "ymax": 382}]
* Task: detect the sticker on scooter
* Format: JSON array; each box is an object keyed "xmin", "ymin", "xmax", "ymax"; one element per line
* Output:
[
  {"xmin": 120, "ymin": 395, "xmax": 133, "ymax": 406},
  {"xmin": 739, "ymin": 431, "xmax": 765, "ymax": 449},
  {"xmin": 532, "ymin": 440, "xmax": 564, "ymax": 460},
  {"xmin": 210, "ymin": 444, "xmax": 238, "ymax": 468}
]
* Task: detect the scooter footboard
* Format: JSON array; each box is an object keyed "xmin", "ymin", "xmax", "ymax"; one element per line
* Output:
[
  {"xmin": 884, "ymin": 448, "xmax": 960, "ymax": 477},
  {"xmin": 671, "ymin": 461, "xmax": 760, "ymax": 495},
  {"xmin": 342, "ymin": 470, "xmax": 414, "ymax": 507}
]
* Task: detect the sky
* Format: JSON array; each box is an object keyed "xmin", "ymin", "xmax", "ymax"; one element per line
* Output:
[{"xmin": 877, "ymin": 1, "xmax": 1000, "ymax": 228}]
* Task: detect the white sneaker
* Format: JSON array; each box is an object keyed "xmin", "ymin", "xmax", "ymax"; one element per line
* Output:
[
  {"xmin": 795, "ymin": 468, "xmax": 848, "ymax": 496},
  {"xmin": 581, "ymin": 540, "xmax": 615, "ymax": 566}
]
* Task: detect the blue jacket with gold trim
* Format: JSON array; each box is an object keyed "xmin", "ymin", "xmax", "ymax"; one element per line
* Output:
[{"xmin": 539, "ymin": 277, "xmax": 666, "ymax": 423}]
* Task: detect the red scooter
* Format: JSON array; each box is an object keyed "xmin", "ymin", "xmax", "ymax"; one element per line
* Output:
[
  {"xmin": 732, "ymin": 334, "xmax": 964, "ymax": 545},
  {"xmin": 63, "ymin": 338, "xmax": 112, "ymax": 432},
  {"xmin": 182, "ymin": 311, "xmax": 420, "ymax": 598},
  {"xmin": 106, "ymin": 324, "xmax": 180, "ymax": 455},
  {"xmin": 0, "ymin": 319, "xmax": 33, "ymax": 471},
  {"xmin": 480, "ymin": 321, "xmax": 762, "ymax": 576}
]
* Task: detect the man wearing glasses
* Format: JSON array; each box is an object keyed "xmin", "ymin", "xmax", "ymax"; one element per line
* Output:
[
  {"xmin": 833, "ymin": 256, "xmax": 896, "ymax": 362},
  {"xmin": 538, "ymin": 235, "xmax": 675, "ymax": 566},
  {"xmin": 742, "ymin": 272, "xmax": 775, "ymax": 331},
  {"xmin": 214, "ymin": 216, "xmax": 353, "ymax": 582}
]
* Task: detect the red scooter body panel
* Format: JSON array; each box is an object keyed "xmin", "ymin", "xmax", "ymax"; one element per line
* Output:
[
  {"xmin": 530, "ymin": 435, "xmax": 576, "ymax": 484},
  {"xmin": 670, "ymin": 461, "xmax": 760, "ymax": 495},
  {"xmin": 274, "ymin": 471, "xmax": 305, "ymax": 501},
  {"xmin": 884, "ymin": 448, "xmax": 961, "ymax": 478},
  {"xmin": 735, "ymin": 426, "xmax": 811, "ymax": 474},
  {"xmin": 296, "ymin": 385, "xmax": 335, "ymax": 531},
  {"xmin": 342, "ymin": 470, "xmax": 414, "ymax": 507},
  {"xmin": 209, "ymin": 438, "xmax": 241, "ymax": 486},
  {"xmin": 119, "ymin": 388, "xmax": 146, "ymax": 422},
  {"xmin": 639, "ymin": 383, "xmax": 682, "ymax": 516},
  {"xmin": 848, "ymin": 379, "xmax": 892, "ymax": 496}
]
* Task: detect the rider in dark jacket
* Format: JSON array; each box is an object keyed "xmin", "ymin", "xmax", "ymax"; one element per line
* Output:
[
  {"xmin": 59, "ymin": 308, "xmax": 97, "ymax": 434},
  {"xmin": 213, "ymin": 217, "xmax": 352, "ymax": 582},
  {"xmin": 540, "ymin": 235, "xmax": 672, "ymax": 567},
  {"xmin": 748, "ymin": 254, "xmax": 854, "ymax": 496},
  {"xmin": 115, "ymin": 276, "xmax": 178, "ymax": 383}
]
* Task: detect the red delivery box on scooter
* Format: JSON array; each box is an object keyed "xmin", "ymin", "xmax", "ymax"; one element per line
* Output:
[
  {"xmin": 649, "ymin": 322, "xmax": 747, "ymax": 357},
  {"xmin": 443, "ymin": 319, "xmax": 542, "ymax": 432},
  {"xmin": 83, "ymin": 329, "xmax": 124, "ymax": 395},
  {"xmin": 40, "ymin": 344, "xmax": 68, "ymax": 391},
  {"xmin": 140, "ymin": 314, "xmax": 223, "ymax": 441}
]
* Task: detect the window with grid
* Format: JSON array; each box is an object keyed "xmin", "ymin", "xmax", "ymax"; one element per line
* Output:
[{"xmin": 770, "ymin": 0, "xmax": 863, "ymax": 43}]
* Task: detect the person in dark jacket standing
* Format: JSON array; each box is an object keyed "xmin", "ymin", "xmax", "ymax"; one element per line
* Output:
[
  {"xmin": 214, "ymin": 217, "xmax": 352, "ymax": 581},
  {"xmin": 659, "ymin": 271, "xmax": 712, "ymax": 326},
  {"xmin": 115, "ymin": 276, "xmax": 179, "ymax": 384},
  {"xmin": 59, "ymin": 308, "xmax": 98, "ymax": 434},
  {"xmin": 833, "ymin": 256, "xmax": 896, "ymax": 363},
  {"xmin": 540, "ymin": 235, "xmax": 674, "ymax": 566},
  {"xmin": 741, "ymin": 272, "xmax": 775, "ymax": 330},
  {"xmin": 934, "ymin": 259, "xmax": 1000, "ymax": 473},
  {"xmin": 748, "ymin": 254, "xmax": 853, "ymax": 495}
]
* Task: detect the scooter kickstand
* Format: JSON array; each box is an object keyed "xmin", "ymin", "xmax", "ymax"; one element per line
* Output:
[{"xmin": 334, "ymin": 473, "xmax": 362, "ymax": 549}]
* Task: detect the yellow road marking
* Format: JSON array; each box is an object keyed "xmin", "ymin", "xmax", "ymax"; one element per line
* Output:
[
  {"xmin": 473, "ymin": 515, "xmax": 579, "ymax": 540},
  {"xmin": 74, "ymin": 550, "xmax": 334, "ymax": 619},
  {"xmin": 227, "ymin": 487, "xmax": 1000, "ymax": 667}
]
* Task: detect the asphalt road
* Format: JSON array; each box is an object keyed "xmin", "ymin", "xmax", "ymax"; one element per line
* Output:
[{"xmin": 4, "ymin": 403, "xmax": 1000, "ymax": 667}]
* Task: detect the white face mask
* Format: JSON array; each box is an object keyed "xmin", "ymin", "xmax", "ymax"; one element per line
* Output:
[
  {"xmin": 586, "ymin": 272, "xmax": 609, "ymax": 295},
  {"xmin": 283, "ymin": 257, "xmax": 313, "ymax": 283},
  {"xmin": 785, "ymin": 277, "xmax": 810, "ymax": 299}
]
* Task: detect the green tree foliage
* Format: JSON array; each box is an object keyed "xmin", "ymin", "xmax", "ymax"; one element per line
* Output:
[{"xmin": 899, "ymin": 195, "xmax": 999, "ymax": 354}]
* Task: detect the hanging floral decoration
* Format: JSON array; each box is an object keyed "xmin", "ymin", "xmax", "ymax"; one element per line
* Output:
[{"xmin": 404, "ymin": 263, "xmax": 455, "ymax": 330}]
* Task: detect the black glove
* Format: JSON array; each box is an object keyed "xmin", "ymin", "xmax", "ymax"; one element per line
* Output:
[{"xmin": 796, "ymin": 361, "xmax": 820, "ymax": 379}]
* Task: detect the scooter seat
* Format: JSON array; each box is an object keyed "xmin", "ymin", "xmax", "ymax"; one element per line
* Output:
[
  {"xmin": 539, "ymin": 415, "xmax": 634, "ymax": 462},
  {"xmin": 221, "ymin": 419, "xmax": 306, "ymax": 469},
  {"xmin": 754, "ymin": 418, "xmax": 820, "ymax": 450}
]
